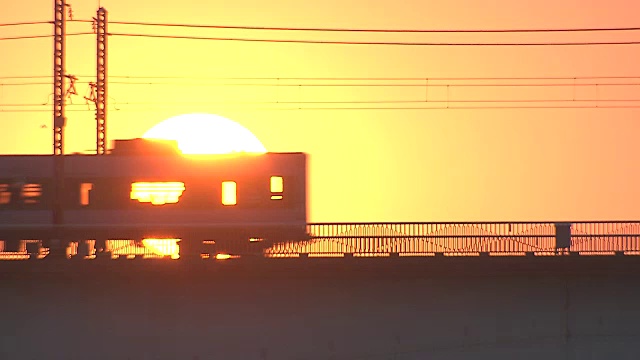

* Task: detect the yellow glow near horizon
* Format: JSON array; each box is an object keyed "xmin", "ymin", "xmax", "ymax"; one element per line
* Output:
[{"xmin": 142, "ymin": 113, "xmax": 267, "ymax": 155}]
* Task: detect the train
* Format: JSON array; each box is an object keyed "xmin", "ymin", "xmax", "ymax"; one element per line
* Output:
[{"xmin": 0, "ymin": 138, "xmax": 308, "ymax": 259}]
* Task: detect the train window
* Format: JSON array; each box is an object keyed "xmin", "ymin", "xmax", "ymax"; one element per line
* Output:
[
  {"xmin": 270, "ymin": 176, "xmax": 283, "ymax": 200},
  {"xmin": 21, "ymin": 184, "xmax": 42, "ymax": 204},
  {"xmin": 221, "ymin": 181, "xmax": 237, "ymax": 206},
  {"xmin": 130, "ymin": 182, "xmax": 185, "ymax": 205},
  {"xmin": 0, "ymin": 183, "xmax": 42, "ymax": 205},
  {"xmin": 80, "ymin": 183, "xmax": 93, "ymax": 206},
  {"xmin": 0, "ymin": 184, "xmax": 9, "ymax": 204},
  {"xmin": 0, "ymin": 183, "xmax": 40, "ymax": 204}
]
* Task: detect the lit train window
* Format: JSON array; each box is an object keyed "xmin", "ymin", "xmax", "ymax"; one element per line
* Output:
[
  {"xmin": 0, "ymin": 184, "xmax": 9, "ymax": 204},
  {"xmin": 270, "ymin": 176, "xmax": 283, "ymax": 200},
  {"xmin": 221, "ymin": 181, "xmax": 237, "ymax": 206},
  {"xmin": 0, "ymin": 183, "xmax": 42, "ymax": 205},
  {"xmin": 130, "ymin": 182, "xmax": 185, "ymax": 205},
  {"xmin": 80, "ymin": 183, "xmax": 93, "ymax": 206},
  {"xmin": 21, "ymin": 184, "xmax": 42, "ymax": 204}
]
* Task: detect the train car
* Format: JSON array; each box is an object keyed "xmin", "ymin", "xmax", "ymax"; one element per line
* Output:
[{"xmin": 0, "ymin": 138, "xmax": 308, "ymax": 259}]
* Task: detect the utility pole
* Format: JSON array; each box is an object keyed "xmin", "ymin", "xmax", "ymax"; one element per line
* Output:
[
  {"xmin": 53, "ymin": 0, "xmax": 65, "ymax": 159},
  {"xmin": 51, "ymin": 0, "xmax": 77, "ymax": 257},
  {"xmin": 52, "ymin": 0, "xmax": 66, "ymax": 253},
  {"xmin": 96, "ymin": 7, "xmax": 108, "ymax": 155},
  {"xmin": 83, "ymin": 7, "xmax": 109, "ymax": 256}
]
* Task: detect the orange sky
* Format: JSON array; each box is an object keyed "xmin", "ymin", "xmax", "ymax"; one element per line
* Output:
[{"xmin": 1, "ymin": 0, "xmax": 640, "ymax": 222}]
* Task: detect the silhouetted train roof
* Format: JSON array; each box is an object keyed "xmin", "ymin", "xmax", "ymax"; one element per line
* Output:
[
  {"xmin": 0, "ymin": 138, "xmax": 305, "ymax": 157},
  {"xmin": 0, "ymin": 139, "xmax": 306, "ymax": 178}
]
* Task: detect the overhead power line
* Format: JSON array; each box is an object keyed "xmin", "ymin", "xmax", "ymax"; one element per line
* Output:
[
  {"xmin": 109, "ymin": 20, "xmax": 640, "ymax": 34},
  {"xmin": 0, "ymin": 32, "xmax": 93, "ymax": 41},
  {"xmin": 6, "ymin": 79, "xmax": 640, "ymax": 88},
  {"xmin": 0, "ymin": 34, "xmax": 55, "ymax": 41},
  {"xmin": 5, "ymin": 99, "xmax": 640, "ymax": 108},
  {"xmin": 0, "ymin": 82, "xmax": 52, "ymax": 86},
  {"xmin": 0, "ymin": 76, "xmax": 52, "ymax": 80},
  {"xmin": 2, "ymin": 104, "xmax": 640, "ymax": 113},
  {"xmin": 104, "ymin": 75, "xmax": 640, "ymax": 81},
  {"xmin": 5, "ymin": 97, "xmax": 640, "ymax": 108},
  {"xmin": 109, "ymin": 32, "xmax": 640, "ymax": 46},
  {"xmin": 107, "ymin": 80, "xmax": 640, "ymax": 87},
  {"xmin": 6, "ymin": 75, "xmax": 640, "ymax": 81},
  {"xmin": 0, "ymin": 19, "xmax": 94, "ymax": 27},
  {"xmin": 0, "ymin": 21, "xmax": 51, "ymax": 27},
  {"xmin": 109, "ymin": 99, "xmax": 640, "ymax": 104}
]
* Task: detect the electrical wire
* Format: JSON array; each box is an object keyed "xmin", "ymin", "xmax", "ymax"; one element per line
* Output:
[
  {"xmin": 3, "ymin": 72, "xmax": 639, "ymax": 112},
  {"xmin": 0, "ymin": 19, "xmax": 94, "ymax": 26},
  {"xmin": 0, "ymin": 21, "xmax": 51, "ymax": 27},
  {"xmin": 108, "ymin": 20, "xmax": 640, "ymax": 34},
  {"xmin": 0, "ymin": 34, "xmax": 55, "ymax": 41},
  {"xmin": 7, "ymin": 80, "xmax": 640, "ymax": 88},
  {"xmin": 0, "ymin": 32, "xmax": 94, "ymax": 41},
  {"xmin": 108, "ymin": 32, "xmax": 640, "ymax": 46},
  {"xmin": 104, "ymin": 75, "xmax": 640, "ymax": 81},
  {"xmin": 0, "ymin": 82, "xmax": 52, "ymax": 86},
  {"xmin": 106, "ymin": 80, "xmax": 640, "ymax": 87},
  {"xmin": 2, "ymin": 104, "xmax": 640, "ymax": 112},
  {"xmin": 0, "ymin": 76, "xmax": 52, "ymax": 80},
  {"xmin": 5, "ymin": 75, "xmax": 640, "ymax": 81},
  {"xmin": 0, "ymin": 80, "xmax": 94, "ymax": 87},
  {"xmin": 112, "ymin": 99, "xmax": 640, "ymax": 104},
  {"xmin": 4, "ymin": 99, "xmax": 640, "ymax": 107}
]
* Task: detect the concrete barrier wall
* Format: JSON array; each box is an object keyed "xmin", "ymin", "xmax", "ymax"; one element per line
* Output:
[{"xmin": 1, "ymin": 258, "xmax": 639, "ymax": 360}]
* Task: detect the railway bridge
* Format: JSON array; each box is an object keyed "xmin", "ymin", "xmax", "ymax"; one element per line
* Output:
[{"xmin": 2, "ymin": 220, "xmax": 640, "ymax": 359}]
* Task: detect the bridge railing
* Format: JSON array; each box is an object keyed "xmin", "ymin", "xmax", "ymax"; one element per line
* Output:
[
  {"xmin": 265, "ymin": 221, "xmax": 640, "ymax": 257},
  {"xmin": 571, "ymin": 222, "xmax": 640, "ymax": 254},
  {"xmin": 2, "ymin": 221, "xmax": 640, "ymax": 259}
]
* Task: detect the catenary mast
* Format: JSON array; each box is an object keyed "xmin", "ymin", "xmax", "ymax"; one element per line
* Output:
[
  {"xmin": 96, "ymin": 7, "xmax": 108, "ymax": 155},
  {"xmin": 52, "ymin": 0, "xmax": 67, "ymax": 253}
]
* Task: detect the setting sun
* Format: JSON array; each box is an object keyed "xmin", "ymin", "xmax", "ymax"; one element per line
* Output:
[
  {"xmin": 135, "ymin": 114, "xmax": 267, "ymax": 258},
  {"xmin": 142, "ymin": 113, "xmax": 267, "ymax": 155}
]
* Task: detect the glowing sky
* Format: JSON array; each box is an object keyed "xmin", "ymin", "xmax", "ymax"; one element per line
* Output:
[{"xmin": 1, "ymin": 0, "xmax": 639, "ymax": 222}]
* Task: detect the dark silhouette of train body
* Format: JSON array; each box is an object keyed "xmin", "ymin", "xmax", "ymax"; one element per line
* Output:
[{"xmin": 0, "ymin": 139, "xmax": 308, "ymax": 258}]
